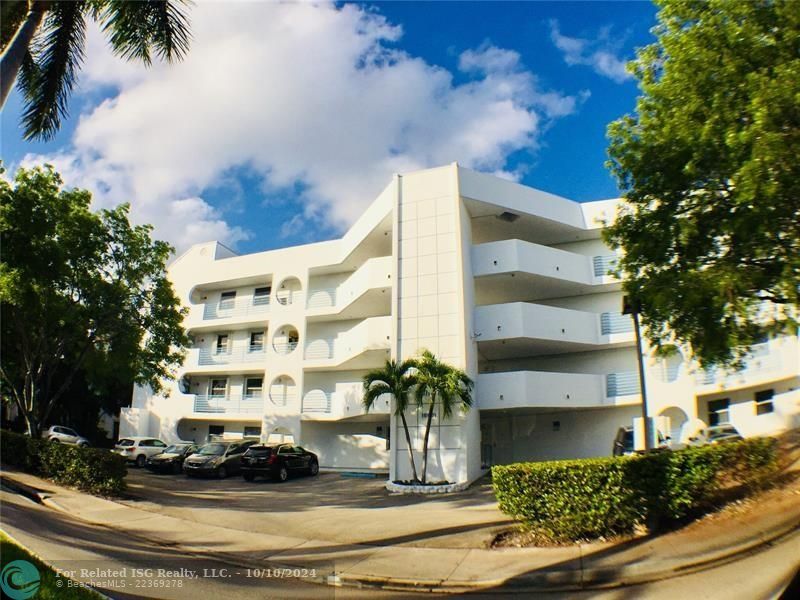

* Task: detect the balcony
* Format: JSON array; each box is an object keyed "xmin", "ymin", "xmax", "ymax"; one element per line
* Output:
[
  {"xmin": 197, "ymin": 345, "xmax": 266, "ymax": 366},
  {"xmin": 474, "ymin": 303, "xmax": 634, "ymax": 358},
  {"xmin": 301, "ymin": 384, "xmax": 389, "ymax": 420},
  {"xmin": 306, "ymin": 256, "xmax": 392, "ymax": 320},
  {"xmin": 304, "ymin": 316, "xmax": 391, "ymax": 370},
  {"xmin": 192, "ymin": 394, "xmax": 264, "ymax": 415},
  {"xmin": 477, "ymin": 369, "xmax": 642, "ymax": 411},
  {"xmin": 472, "ymin": 240, "xmax": 621, "ymax": 302},
  {"xmin": 186, "ymin": 297, "xmax": 271, "ymax": 332},
  {"xmin": 606, "ymin": 371, "xmax": 641, "ymax": 396},
  {"xmin": 593, "ymin": 255, "xmax": 619, "ymax": 278},
  {"xmin": 694, "ymin": 343, "xmax": 794, "ymax": 391}
]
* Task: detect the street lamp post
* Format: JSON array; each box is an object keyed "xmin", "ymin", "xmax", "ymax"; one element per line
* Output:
[{"xmin": 623, "ymin": 295, "xmax": 652, "ymax": 451}]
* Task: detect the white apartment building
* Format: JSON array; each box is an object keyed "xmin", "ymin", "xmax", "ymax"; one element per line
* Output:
[{"xmin": 122, "ymin": 164, "xmax": 800, "ymax": 484}]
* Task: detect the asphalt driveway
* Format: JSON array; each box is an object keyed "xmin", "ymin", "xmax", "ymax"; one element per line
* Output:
[{"xmin": 121, "ymin": 469, "xmax": 512, "ymax": 549}]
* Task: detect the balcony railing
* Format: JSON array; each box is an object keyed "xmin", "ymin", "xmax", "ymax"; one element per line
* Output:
[
  {"xmin": 268, "ymin": 392, "xmax": 296, "ymax": 407},
  {"xmin": 302, "ymin": 390, "xmax": 332, "ymax": 413},
  {"xmin": 305, "ymin": 339, "xmax": 334, "ymax": 359},
  {"xmin": 694, "ymin": 343, "xmax": 775, "ymax": 385},
  {"xmin": 272, "ymin": 341, "xmax": 299, "ymax": 356},
  {"xmin": 306, "ymin": 288, "xmax": 337, "ymax": 309},
  {"xmin": 593, "ymin": 255, "xmax": 619, "ymax": 278},
  {"xmin": 198, "ymin": 345, "xmax": 266, "ymax": 365},
  {"xmin": 193, "ymin": 394, "xmax": 264, "ymax": 414},
  {"xmin": 606, "ymin": 371, "xmax": 641, "ymax": 396},
  {"xmin": 600, "ymin": 312, "xmax": 634, "ymax": 335},
  {"xmin": 202, "ymin": 298, "xmax": 270, "ymax": 320}
]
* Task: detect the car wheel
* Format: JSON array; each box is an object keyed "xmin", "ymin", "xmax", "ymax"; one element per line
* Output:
[
  {"xmin": 275, "ymin": 466, "xmax": 288, "ymax": 482},
  {"xmin": 243, "ymin": 473, "xmax": 255, "ymax": 482},
  {"xmin": 217, "ymin": 466, "xmax": 228, "ymax": 479},
  {"xmin": 78, "ymin": 442, "xmax": 89, "ymax": 448},
  {"xmin": 309, "ymin": 460, "xmax": 319, "ymax": 476},
  {"xmin": 136, "ymin": 454, "xmax": 146, "ymax": 468},
  {"xmin": 172, "ymin": 462, "xmax": 182, "ymax": 475},
  {"xmin": 50, "ymin": 438, "xmax": 60, "ymax": 443}
]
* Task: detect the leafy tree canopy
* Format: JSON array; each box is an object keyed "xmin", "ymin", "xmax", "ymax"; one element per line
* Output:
[
  {"xmin": 0, "ymin": 164, "xmax": 188, "ymax": 436},
  {"xmin": 605, "ymin": 0, "xmax": 799, "ymax": 368}
]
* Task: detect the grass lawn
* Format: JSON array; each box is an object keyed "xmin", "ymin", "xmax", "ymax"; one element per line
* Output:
[{"xmin": 1, "ymin": 532, "xmax": 103, "ymax": 599}]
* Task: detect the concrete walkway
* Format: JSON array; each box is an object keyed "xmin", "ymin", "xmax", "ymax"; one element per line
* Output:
[{"xmin": 2, "ymin": 468, "xmax": 800, "ymax": 593}]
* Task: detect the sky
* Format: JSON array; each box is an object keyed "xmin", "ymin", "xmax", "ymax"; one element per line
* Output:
[{"xmin": 0, "ymin": 1, "xmax": 659, "ymax": 256}]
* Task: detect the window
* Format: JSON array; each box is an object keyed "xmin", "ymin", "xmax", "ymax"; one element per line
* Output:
[
  {"xmin": 708, "ymin": 398, "xmax": 730, "ymax": 426},
  {"xmin": 245, "ymin": 377, "xmax": 263, "ymax": 397},
  {"xmin": 249, "ymin": 331, "xmax": 265, "ymax": 352},
  {"xmin": 153, "ymin": 440, "xmax": 166, "ymax": 447},
  {"xmin": 210, "ymin": 379, "xmax": 227, "ymax": 398},
  {"xmin": 244, "ymin": 426, "xmax": 261, "ymax": 437},
  {"xmin": 253, "ymin": 286, "xmax": 271, "ymax": 305},
  {"xmin": 219, "ymin": 291, "xmax": 236, "ymax": 310},
  {"xmin": 755, "ymin": 389, "xmax": 775, "ymax": 415},
  {"xmin": 216, "ymin": 334, "xmax": 229, "ymax": 354},
  {"xmin": 208, "ymin": 425, "xmax": 224, "ymax": 437}
]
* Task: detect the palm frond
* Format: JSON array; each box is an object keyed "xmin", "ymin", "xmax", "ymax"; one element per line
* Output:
[
  {"xmin": 21, "ymin": 1, "xmax": 87, "ymax": 141},
  {"xmin": 1, "ymin": 0, "xmax": 28, "ymax": 52},
  {"xmin": 98, "ymin": 0, "xmax": 190, "ymax": 66}
]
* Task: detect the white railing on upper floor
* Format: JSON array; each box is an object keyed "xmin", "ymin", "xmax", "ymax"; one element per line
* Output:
[
  {"xmin": 202, "ymin": 298, "xmax": 270, "ymax": 320},
  {"xmin": 593, "ymin": 255, "xmax": 619, "ymax": 278},
  {"xmin": 193, "ymin": 394, "xmax": 264, "ymax": 414},
  {"xmin": 198, "ymin": 346, "xmax": 266, "ymax": 365}
]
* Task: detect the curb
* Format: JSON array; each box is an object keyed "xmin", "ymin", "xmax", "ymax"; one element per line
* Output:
[{"xmin": 3, "ymin": 471, "xmax": 800, "ymax": 593}]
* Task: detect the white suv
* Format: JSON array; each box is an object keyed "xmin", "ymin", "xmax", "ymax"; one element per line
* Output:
[
  {"xmin": 114, "ymin": 437, "xmax": 168, "ymax": 467},
  {"xmin": 41, "ymin": 426, "xmax": 89, "ymax": 447}
]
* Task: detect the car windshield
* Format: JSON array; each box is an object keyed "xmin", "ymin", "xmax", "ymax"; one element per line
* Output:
[
  {"xmin": 197, "ymin": 443, "xmax": 226, "ymax": 456},
  {"xmin": 163, "ymin": 445, "xmax": 187, "ymax": 454},
  {"xmin": 117, "ymin": 439, "xmax": 134, "ymax": 446}
]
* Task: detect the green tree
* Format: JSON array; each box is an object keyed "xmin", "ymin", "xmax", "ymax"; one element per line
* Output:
[
  {"xmin": 363, "ymin": 359, "xmax": 420, "ymax": 483},
  {"xmin": 0, "ymin": 164, "xmax": 188, "ymax": 437},
  {"xmin": 605, "ymin": 0, "xmax": 800, "ymax": 368},
  {"xmin": 413, "ymin": 350, "xmax": 473, "ymax": 484},
  {"xmin": 0, "ymin": 0, "xmax": 191, "ymax": 140}
]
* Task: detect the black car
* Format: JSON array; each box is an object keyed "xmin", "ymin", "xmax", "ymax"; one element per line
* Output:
[
  {"xmin": 241, "ymin": 444, "xmax": 319, "ymax": 482},
  {"xmin": 145, "ymin": 442, "xmax": 197, "ymax": 474},
  {"xmin": 183, "ymin": 440, "xmax": 257, "ymax": 478}
]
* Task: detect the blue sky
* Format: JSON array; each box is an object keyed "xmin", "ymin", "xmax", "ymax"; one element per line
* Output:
[{"xmin": 1, "ymin": 1, "xmax": 658, "ymax": 255}]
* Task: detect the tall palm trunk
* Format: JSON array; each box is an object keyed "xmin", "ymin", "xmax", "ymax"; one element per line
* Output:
[
  {"xmin": 0, "ymin": 1, "xmax": 48, "ymax": 108},
  {"xmin": 399, "ymin": 411, "xmax": 420, "ymax": 483},
  {"xmin": 420, "ymin": 392, "xmax": 437, "ymax": 483}
]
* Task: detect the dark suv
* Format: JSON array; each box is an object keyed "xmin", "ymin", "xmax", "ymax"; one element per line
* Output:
[
  {"xmin": 183, "ymin": 440, "xmax": 257, "ymax": 478},
  {"xmin": 241, "ymin": 444, "xmax": 319, "ymax": 482}
]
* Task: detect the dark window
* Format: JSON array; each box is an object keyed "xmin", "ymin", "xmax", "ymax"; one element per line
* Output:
[
  {"xmin": 208, "ymin": 425, "xmax": 224, "ymax": 436},
  {"xmin": 253, "ymin": 287, "xmax": 271, "ymax": 305},
  {"xmin": 216, "ymin": 334, "xmax": 229, "ymax": 354},
  {"xmin": 244, "ymin": 426, "xmax": 261, "ymax": 437},
  {"xmin": 708, "ymin": 398, "xmax": 730, "ymax": 426},
  {"xmin": 210, "ymin": 379, "xmax": 227, "ymax": 397},
  {"xmin": 219, "ymin": 291, "xmax": 236, "ymax": 310},
  {"xmin": 755, "ymin": 389, "xmax": 775, "ymax": 415},
  {"xmin": 245, "ymin": 378, "xmax": 263, "ymax": 397},
  {"xmin": 153, "ymin": 440, "xmax": 166, "ymax": 447},
  {"xmin": 249, "ymin": 331, "xmax": 264, "ymax": 351},
  {"xmin": 139, "ymin": 440, "xmax": 153, "ymax": 447}
]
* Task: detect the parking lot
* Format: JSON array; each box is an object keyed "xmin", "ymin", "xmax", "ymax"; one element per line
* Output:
[{"xmin": 121, "ymin": 468, "xmax": 512, "ymax": 549}]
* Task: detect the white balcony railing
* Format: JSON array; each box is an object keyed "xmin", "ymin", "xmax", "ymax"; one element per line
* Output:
[
  {"xmin": 198, "ymin": 345, "xmax": 266, "ymax": 365},
  {"xmin": 268, "ymin": 392, "xmax": 296, "ymax": 407},
  {"xmin": 272, "ymin": 341, "xmax": 299, "ymax": 356},
  {"xmin": 193, "ymin": 394, "xmax": 264, "ymax": 414},
  {"xmin": 593, "ymin": 255, "xmax": 619, "ymax": 278},
  {"xmin": 202, "ymin": 298, "xmax": 270, "ymax": 320},
  {"xmin": 694, "ymin": 343, "xmax": 777, "ymax": 385},
  {"xmin": 600, "ymin": 312, "xmax": 634, "ymax": 335},
  {"xmin": 606, "ymin": 371, "xmax": 641, "ymax": 396},
  {"xmin": 302, "ymin": 390, "xmax": 332, "ymax": 413},
  {"xmin": 307, "ymin": 288, "xmax": 337, "ymax": 309}
]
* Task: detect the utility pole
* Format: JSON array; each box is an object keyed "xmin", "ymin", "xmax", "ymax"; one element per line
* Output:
[{"xmin": 623, "ymin": 296, "xmax": 652, "ymax": 451}]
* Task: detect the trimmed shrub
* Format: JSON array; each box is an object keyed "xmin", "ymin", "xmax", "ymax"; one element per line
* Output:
[
  {"xmin": 1, "ymin": 430, "xmax": 127, "ymax": 496},
  {"xmin": 492, "ymin": 437, "xmax": 778, "ymax": 542}
]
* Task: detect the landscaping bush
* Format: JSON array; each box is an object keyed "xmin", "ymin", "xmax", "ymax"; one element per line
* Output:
[
  {"xmin": 1, "ymin": 430, "xmax": 127, "ymax": 496},
  {"xmin": 492, "ymin": 437, "xmax": 778, "ymax": 542}
]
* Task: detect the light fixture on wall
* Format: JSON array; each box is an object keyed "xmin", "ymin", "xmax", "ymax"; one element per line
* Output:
[{"xmin": 496, "ymin": 211, "xmax": 520, "ymax": 223}]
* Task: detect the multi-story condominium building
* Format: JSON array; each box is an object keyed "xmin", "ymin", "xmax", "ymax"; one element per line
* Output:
[{"xmin": 122, "ymin": 164, "xmax": 800, "ymax": 484}]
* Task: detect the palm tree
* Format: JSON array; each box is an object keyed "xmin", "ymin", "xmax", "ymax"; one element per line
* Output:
[
  {"xmin": 414, "ymin": 350, "xmax": 473, "ymax": 484},
  {"xmin": 363, "ymin": 359, "xmax": 420, "ymax": 483},
  {"xmin": 1, "ymin": 0, "xmax": 191, "ymax": 140}
]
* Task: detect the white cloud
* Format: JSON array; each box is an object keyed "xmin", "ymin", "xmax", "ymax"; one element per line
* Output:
[
  {"xmin": 549, "ymin": 20, "xmax": 632, "ymax": 83},
  {"xmin": 21, "ymin": 3, "xmax": 584, "ymax": 253}
]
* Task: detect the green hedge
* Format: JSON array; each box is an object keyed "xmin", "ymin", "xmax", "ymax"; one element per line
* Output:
[
  {"xmin": 1, "ymin": 430, "xmax": 127, "ymax": 496},
  {"xmin": 492, "ymin": 437, "xmax": 778, "ymax": 542}
]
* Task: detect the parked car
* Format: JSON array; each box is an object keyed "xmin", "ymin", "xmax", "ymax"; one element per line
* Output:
[
  {"xmin": 613, "ymin": 426, "xmax": 669, "ymax": 457},
  {"xmin": 689, "ymin": 424, "xmax": 744, "ymax": 446},
  {"xmin": 114, "ymin": 437, "xmax": 169, "ymax": 467},
  {"xmin": 241, "ymin": 444, "xmax": 319, "ymax": 482},
  {"xmin": 145, "ymin": 442, "xmax": 198, "ymax": 474},
  {"xmin": 41, "ymin": 425, "xmax": 89, "ymax": 447},
  {"xmin": 183, "ymin": 440, "xmax": 257, "ymax": 478}
]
